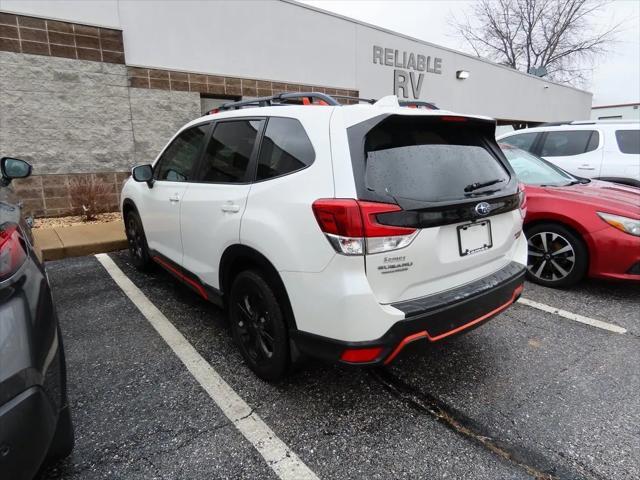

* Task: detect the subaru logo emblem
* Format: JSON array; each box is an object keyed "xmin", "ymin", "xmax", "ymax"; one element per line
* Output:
[{"xmin": 475, "ymin": 202, "xmax": 491, "ymax": 216}]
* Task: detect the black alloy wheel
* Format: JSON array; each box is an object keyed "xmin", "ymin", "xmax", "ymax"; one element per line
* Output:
[
  {"xmin": 125, "ymin": 211, "xmax": 152, "ymax": 270},
  {"xmin": 525, "ymin": 222, "xmax": 588, "ymax": 288},
  {"xmin": 229, "ymin": 270, "xmax": 289, "ymax": 381}
]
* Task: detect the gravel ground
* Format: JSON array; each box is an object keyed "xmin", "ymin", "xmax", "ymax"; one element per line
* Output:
[
  {"xmin": 33, "ymin": 212, "xmax": 121, "ymax": 229},
  {"xmin": 40, "ymin": 252, "xmax": 639, "ymax": 480}
]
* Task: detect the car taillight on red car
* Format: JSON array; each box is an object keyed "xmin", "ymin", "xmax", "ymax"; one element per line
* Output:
[
  {"xmin": 518, "ymin": 183, "xmax": 527, "ymax": 218},
  {"xmin": 312, "ymin": 199, "xmax": 418, "ymax": 255},
  {"xmin": 0, "ymin": 223, "xmax": 27, "ymax": 281}
]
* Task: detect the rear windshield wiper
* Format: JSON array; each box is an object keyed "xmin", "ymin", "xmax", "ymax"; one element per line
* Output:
[{"xmin": 464, "ymin": 178, "xmax": 505, "ymax": 193}]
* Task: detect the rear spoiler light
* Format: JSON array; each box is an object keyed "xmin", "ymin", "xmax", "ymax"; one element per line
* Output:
[{"xmin": 440, "ymin": 116, "xmax": 467, "ymax": 122}]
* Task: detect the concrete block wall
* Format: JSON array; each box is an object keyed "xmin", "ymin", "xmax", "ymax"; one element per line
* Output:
[
  {"xmin": 0, "ymin": 49, "xmax": 201, "ymax": 174},
  {"xmin": 0, "ymin": 11, "xmax": 354, "ymax": 217},
  {"xmin": 0, "ymin": 51, "xmax": 135, "ymax": 174},
  {"xmin": 129, "ymin": 88, "xmax": 201, "ymax": 165},
  {"xmin": 0, "ymin": 50, "xmax": 200, "ymax": 216}
]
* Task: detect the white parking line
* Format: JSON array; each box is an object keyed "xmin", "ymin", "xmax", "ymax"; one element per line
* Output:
[
  {"xmin": 95, "ymin": 254, "xmax": 319, "ymax": 480},
  {"xmin": 517, "ymin": 297, "xmax": 627, "ymax": 334}
]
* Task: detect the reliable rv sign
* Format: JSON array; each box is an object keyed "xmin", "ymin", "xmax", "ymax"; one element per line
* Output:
[{"xmin": 372, "ymin": 45, "xmax": 442, "ymax": 99}]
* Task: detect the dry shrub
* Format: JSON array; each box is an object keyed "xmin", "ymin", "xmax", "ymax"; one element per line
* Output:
[{"xmin": 68, "ymin": 176, "xmax": 111, "ymax": 221}]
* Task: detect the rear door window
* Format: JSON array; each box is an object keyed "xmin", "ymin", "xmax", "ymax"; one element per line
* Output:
[
  {"xmin": 197, "ymin": 119, "xmax": 263, "ymax": 183},
  {"xmin": 540, "ymin": 130, "xmax": 599, "ymax": 157},
  {"xmin": 501, "ymin": 132, "xmax": 539, "ymax": 152},
  {"xmin": 364, "ymin": 118, "xmax": 510, "ymax": 203},
  {"xmin": 615, "ymin": 130, "xmax": 640, "ymax": 154},
  {"xmin": 256, "ymin": 118, "xmax": 315, "ymax": 180}
]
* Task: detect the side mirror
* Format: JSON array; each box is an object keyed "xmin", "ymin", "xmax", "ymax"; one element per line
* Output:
[
  {"xmin": 132, "ymin": 164, "xmax": 153, "ymax": 186},
  {"xmin": 1, "ymin": 157, "xmax": 32, "ymax": 184}
]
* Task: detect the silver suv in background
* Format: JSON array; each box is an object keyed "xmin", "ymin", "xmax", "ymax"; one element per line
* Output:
[{"xmin": 497, "ymin": 121, "xmax": 640, "ymax": 187}]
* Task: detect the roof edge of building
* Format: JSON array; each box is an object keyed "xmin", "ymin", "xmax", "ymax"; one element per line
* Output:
[
  {"xmin": 286, "ymin": 0, "xmax": 593, "ymax": 96},
  {"xmin": 592, "ymin": 102, "xmax": 640, "ymax": 109}
]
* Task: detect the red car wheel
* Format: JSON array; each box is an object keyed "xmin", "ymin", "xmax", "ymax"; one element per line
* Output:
[{"xmin": 525, "ymin": 222, "xmax": 589, "ymax": 288}]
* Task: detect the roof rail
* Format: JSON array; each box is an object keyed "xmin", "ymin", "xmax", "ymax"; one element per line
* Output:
[
  {"xmin": 539, "ymin": 119, "xmax": 639, "ymax": 127},
  {"xmin": 216, "ymin": 92, "xmax": 340, "ymax": 112},
  {"xmin": 206, "ymin": 92, "xmax": 440, "ymax": 114},
  {"xmin": 538, "ymin": 121, "xmax": 574, "ymax": 126},
  {"xmin": 572, "ymin": 119, "xmax": 639, "ymax": 125},
  {"xmin": 331, "ymin": 95, "xmax": 376, "ymax": 104},
  {"xmin": 399, "ymin": 100, "xmax": 439, "ymax": 110}
]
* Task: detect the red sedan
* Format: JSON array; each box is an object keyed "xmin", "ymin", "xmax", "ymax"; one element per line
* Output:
[{"xmin": 501, "ymin": 144, "xmax": 640, "ymax": 287}]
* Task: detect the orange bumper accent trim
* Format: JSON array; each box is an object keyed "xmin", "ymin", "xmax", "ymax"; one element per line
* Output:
[{"xmin": 383, "ymin": 283, "xmax": 524, "ymax": 365}]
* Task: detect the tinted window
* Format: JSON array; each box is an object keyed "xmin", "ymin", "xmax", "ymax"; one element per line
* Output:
[
  {"xmin": 198, "ymin": 120, "xmax": 263, "ymax": 183},
  {"xmin": 257, "ymin": 118, "xmax": 315, "ymax": 180},
  {"xmin": 155, "ymin": 124, "xmax": 208, "ymax": 181},
  {"xmin": 365, "ymin": 118, "xmax": 510, "ymax": 203},
  {"xmin": 501, "ymin": 132, "xmax": 538, "ymax": 152},
  {"xmin": 615, "ymin": 130, "xmax": 640, "ymax": 154},
  {"xmin": 540, "ymin": 130, "xmax": 599, "ymax": 157}
]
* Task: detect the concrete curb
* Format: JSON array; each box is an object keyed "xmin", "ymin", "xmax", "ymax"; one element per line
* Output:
[{"xmin": 34, "ymin": 220, "xmax": 127, "ymax": 261}]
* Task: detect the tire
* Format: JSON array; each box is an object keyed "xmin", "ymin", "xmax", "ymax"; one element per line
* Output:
[
  {"xmin": 124, "ymin": 210, "xmax": 152, "ymax": 271},
  {"xmin": 525, "ymin": 222, "xmax": 588, "ymax": 288},
  {"xmin": 46, "ymin": 326, "xmax": 74, "ymax": 461},
  {"xmin": 46, "ymin": 404, "xmax": 74, "ymax": 461},
  {"xmin": 229, "ymin": 270, "xmax": 290, "ymax": 381}
]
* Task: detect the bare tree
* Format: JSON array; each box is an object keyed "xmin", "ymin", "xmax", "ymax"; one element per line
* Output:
[{"xmin": 450, "ymin": 0, "xmax": 620, "ymax": 86}]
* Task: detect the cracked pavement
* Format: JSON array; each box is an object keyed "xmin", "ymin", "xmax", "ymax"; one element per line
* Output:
[{"xmin": 39, "ymin": 252, "xmax": 639, "ymax": 479}]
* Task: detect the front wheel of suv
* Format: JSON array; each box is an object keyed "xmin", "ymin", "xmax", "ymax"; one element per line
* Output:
[
  {"xmin": 229, "ymin": 270, "xmax": 290, "ymax": 381},
  {"xmin": 525, "ymin": 222, "xmax": 588, "ymax": 288}
]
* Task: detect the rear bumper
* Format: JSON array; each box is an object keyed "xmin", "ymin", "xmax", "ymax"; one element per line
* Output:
[
  {"xmin": 292, "ymin": 262, "xmax": 526, "ymax": 365},
  {"xmin": 0, "ymin": 387, "xmax": 57, "ymax": 480}
]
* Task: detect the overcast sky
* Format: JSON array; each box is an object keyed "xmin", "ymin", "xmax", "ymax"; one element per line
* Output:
[{"xmin": 301, "ymin": 0, "xmax": 640, "ymax": 106}]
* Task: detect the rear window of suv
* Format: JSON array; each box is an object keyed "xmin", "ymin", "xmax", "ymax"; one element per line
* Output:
[
  {"xmin": 615, "ymin": 130, "xmax": 640, "ymax": 154},
  {"xmin": 257, "ymin": 117, "xmax": 315, "ymax": 180},
  {"xmin": 364, "ymin": 117, "xmax": 510, "ymax": 203}
]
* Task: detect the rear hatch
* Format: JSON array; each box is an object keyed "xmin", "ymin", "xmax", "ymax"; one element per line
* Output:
[{"xmin": 347, "ymin": 113, "xmax": 522, "ymax": 303}]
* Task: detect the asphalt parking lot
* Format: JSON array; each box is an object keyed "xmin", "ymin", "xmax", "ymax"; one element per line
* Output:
[{"xmin": 39, "ymin": 251, "xmax": 638, "ymax": 480}]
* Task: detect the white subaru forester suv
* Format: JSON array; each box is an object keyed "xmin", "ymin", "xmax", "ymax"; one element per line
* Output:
[{"xmin": 121, "ymin": 93, "xmax": 528, "ymax": 380}]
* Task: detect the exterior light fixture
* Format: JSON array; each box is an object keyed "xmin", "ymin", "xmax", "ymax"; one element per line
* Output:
[{"xmin": 456, "ymin": 70, "xmax": 470, "ymax": 80}]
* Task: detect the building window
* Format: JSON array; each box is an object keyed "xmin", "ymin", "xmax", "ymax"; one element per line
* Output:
[{"xmin": 200, "ymin": 95, "xmax": 239, "ymax": 115}]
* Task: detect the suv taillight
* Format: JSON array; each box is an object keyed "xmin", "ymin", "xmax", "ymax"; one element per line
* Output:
[
  {"xmin": 518, "ymin": 183, "xmax": 527, "ymax": 218},
  {"xmin": 312, "ymin": 199, "xmax": 417, "ymax": 255},
  {"xmin": 0, "ymin": 223, "xmax": 27, "ymax": 281}
]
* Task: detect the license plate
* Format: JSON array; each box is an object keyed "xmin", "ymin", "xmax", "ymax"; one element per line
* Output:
[{"xmin": 457, "ymin": 220, "xmax": 493, "ymax": 256}]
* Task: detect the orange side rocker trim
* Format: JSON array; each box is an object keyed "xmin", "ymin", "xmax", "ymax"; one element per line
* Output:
[
  {"xmin": 383, "ymin": 284, "xmax": 524, "ymax": 365},
  {"xmin": 152, "ymin": 256, "xmax": 209, "ymax": 301}
]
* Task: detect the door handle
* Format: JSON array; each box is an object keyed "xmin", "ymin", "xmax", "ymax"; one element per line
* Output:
[
  {"xmin": 169, "ymin": 194, "xmax": 180, "ymax": 203},
  {"xmin": 221, "ymin": 203, "xmax": 241, "ymax": 213},
  {"xmin": 577, "ymin": 166, "xmax": 595, "ymax": 171}
]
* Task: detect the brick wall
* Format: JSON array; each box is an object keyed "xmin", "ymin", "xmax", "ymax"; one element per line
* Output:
[
  {"xmin": 0, "ymin": 11, "xmax": 124, "ymax": 63},
  {"xmin": 126, "ymin": 66, "xmax": 359, "ymax": 99},
  {"xmin": 12, "ymin": 172, "xmax": 130, "ymax": 218}
]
